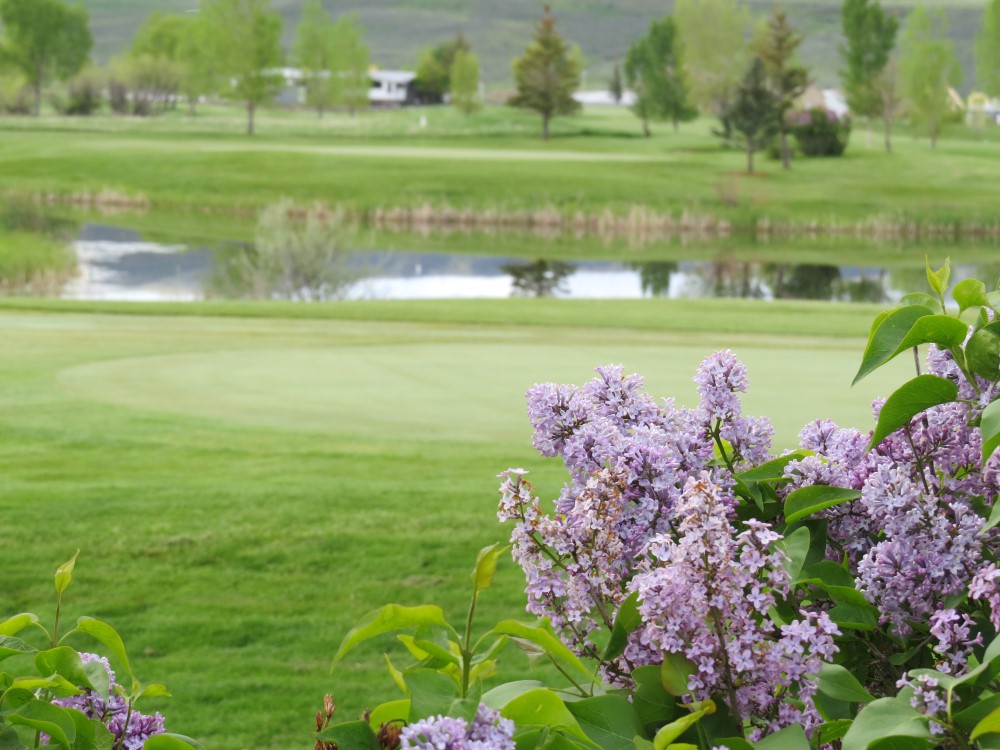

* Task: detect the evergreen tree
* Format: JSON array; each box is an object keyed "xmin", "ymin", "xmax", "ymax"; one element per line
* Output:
[
  {"xmin": 899, "ymin": 4, "xmax": 961, "ymax": 149},
  {"xmin": 0, "ymin": 0, "xmax": 92, "ymax": 115},
  {"xmin": 840, "ymin": 0, "xmax": 898, "ymax": 150},
  {"xmin": 509, "ymin": 5, "xmax": 582, "ymax": 140},
  {"xmin": 624, "ymin": 16, "xmax": 697, "ymax": 137},
  {"xmin": 450, "ymin": 49, "xmax": 481, "ymax": 114},
  {"xmin": 716, "ymin": 57, "xmax": 780, "ymax": 174},
  {"xmin": 675, "ymin": 0, "xmax": 751, "ymax": 113},
  {"xmin": 294, "ymin": 0, "xmax": 338, "ymax": 117},
  {"xmin": 609, "ymin": 62, "xmax": 624, "ymax": 104},
  {"xmin": 754, "ymin": 7, "xmax": 809, "ymax": 169},
  {"xmin": 415, "ymin": 34, "xmax": 470, "ymax": 103},
  {"xmin": 976, "ymin": 0, "xmax": 1000, "ymax": 98},
  {"xmin": 202, "ymin": 0, "xmax": 283, "ymax": 135}
]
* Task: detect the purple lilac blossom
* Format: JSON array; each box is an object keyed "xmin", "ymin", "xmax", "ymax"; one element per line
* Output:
[
  {"xmin": 631, "ymin": 474, "xmax": 838, "ymax": 739},
  {"xmin": 46, "ymin": 652, "xmax": 166, "ymax": 749},
  {"xmin": 499, "ymin": 355, "xmax": 774, "ymax": 679},
  {"xmin": 400, "ymin": 704, "xmax": 515, "ymax": 750},
  {"xmin": 898, "ymin": 673, "xmax": 949, "ymax": 736}
]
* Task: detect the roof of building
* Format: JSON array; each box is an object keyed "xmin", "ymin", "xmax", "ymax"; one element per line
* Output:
[{"xmin": 371, "ymin": 70, "xmax": 417, "ymax": 84}]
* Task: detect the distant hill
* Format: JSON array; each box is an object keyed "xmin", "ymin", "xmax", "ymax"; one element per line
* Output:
[{"xmin": 79, "ymin": 0, "xmax": 987, "ymax": 91}]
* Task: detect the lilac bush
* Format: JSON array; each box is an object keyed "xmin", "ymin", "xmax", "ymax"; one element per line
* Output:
[{"xmin": 400, "ymin": 705, "xmax": 515, "ymax": 750}]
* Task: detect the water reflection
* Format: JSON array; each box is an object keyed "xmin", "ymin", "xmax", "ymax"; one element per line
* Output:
[{"xmin": 502, "ymin": 260, "xmax": 577, "ymax": 297}]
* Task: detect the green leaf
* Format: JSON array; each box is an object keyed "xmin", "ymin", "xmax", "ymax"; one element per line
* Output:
[
  {"xmin": 841, "ymin": 698, "xmax": 930, "ymax": 750},
  {"xmin": 660, "ymin": 652, "xmax": 696, "ymax": 697},
  {"xmin": 501, "ymin": 689, "xmax": 594, "ymax": 747},
  {"xmin": 817, "ymin": 663, "xmax": 876, "ymax": 704},
  {"xmin": 34, "ymin": 647, "xmax": 96, "ymax": 692},
  {"xmin": 712, "ymin": 739, "xmax": 754, "ymax": 750},
  {"xmin": 898, "ymin": 293, "xmax": 939, "ymax": 311},
  {"xmin": 972, "ymin": 705, "xmax": 1000, "ymax": 740},
  {"xmin": 143, "ymin": 735, "xmax": 204, "ymax": 750},
  {"xmin": 6, "ymin": 674, "xmax": 83, "ymax": 698},
  {"xmin": 966, "ymin": 322, "xmax": 1000, "ymax": 381},
  {"xmin": 797, "ymin": 561, "xmax": 855, "ymax": 588},
  {"xmin": 784, "ymin": 487, "xmax": 860, "ymax": 526},
  {"xmin": 331, "ymin": 604, "xmax": 457, "ymax": 670},
  {"xmin": 492, "ymin": 620, "xmax": 594, "ymax": 685},
  {"xmin": 868, "ymin": 737, "xmax": 932, "ymax": 750},
  {"xmin": 982, "ymin": 400, "xmax": 1000, "ymax": 464},
  {"xmin": 631, "ymin": 666, "xmax": 679, "ymax": 728},
  {"xmin": 472, "ymin": 543, "xmax": 509, "ymax": 594},
  {"xmin": 316, "ymin": 720, "xmax": 380, "ymax": 750},
  {"xmin": 754, "ymin": 724, "xmax": 809, "ymax": 750},
  {"xmin": 0, "ymin": 613, "xmax": 39, "ymax": 637},
  {"xmin": 0, "ymin": 635, "xmax": 36, "ymax": 662},
  {"xmin": 7, "ymin": 699, "xmax": 77, "ymax": 748},
  {"xmin": 776, "ymin": 525, "xmax": 811, "ymax": 579},
  {"xmin": 828, "ymin": 603, "xmax": 877, "ymax": 631},
  {"xmin": 925, "ymin": 257, "xmax": 950, "ymax": 297},
  {"xmin": 137, "ymin": 683, "xmax": 170, "ymax": 699},
  {"xmin": 84, "ymin": 658, "xmax": 111, "ymax": 701},
  {"xmin": 893, "ymin": 314, "xmax": 968, "ymax": 354},
  {"xmin": 54, "ymin": 551, "xmax": 80, "ymax": 596},
  {"xmin": 736, "ymin": 452, "xmax": 809, "ymax": 483},
  {"xmin": 853, "ymin": 306, "xmax": 933, "ymax": 384},
  {"xmin": 449, "ymin": 679, "xmax": 483, "ymax": 722},
  {"xmin": 814, "ymin": 720, "xmax": 853, "ymax": 745},
  {"xmin": 603, "ymin": 592, "xmax": 641, "ymax": 661},
  {"xmin": 406, "ymin": 668, "xmax": 459, "ymax": 720},
  {"xmin": 481, "ymin": 680, "xmax": 547, "ymax": 710},
  {"xmin": 72, "ymin": 617, "xmax": 135, "ymax": 686},
  {"xmin": 954, "ymin": 692, "xmax": 1000, "ymax": 731},
  {"xmin": 954, "ymin": 278, "xmax": 989, "ymax": 313},
  {"xmin": 368, "ymin": 699, "xmax": 410, "ymax": 730},
  {"xmin": 868, "ymin": 375, "xmax": 958, "ymax": 449},
  {"xmin": 566, "ymin": 695, "xmax": 645, "ymax": 750},
  {"xmin": 398, "ymin": 635, "xmax": 461, "ymax": 669},
  {"xmin": 652, "ymin": 706, "xmax": 710, "ymax": 750}
]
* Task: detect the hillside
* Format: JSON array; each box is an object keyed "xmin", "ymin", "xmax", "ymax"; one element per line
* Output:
[{"xmin": 80, "ymin": 0, "xmax": 987, "ymax": 90}]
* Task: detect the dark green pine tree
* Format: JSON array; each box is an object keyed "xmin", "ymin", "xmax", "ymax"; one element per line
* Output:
[
  {"xmin": 609, "ymin": 62, "xmax": 624, "ymax": 104},
  {"xmin": 754, "ymin": 7, "xmax": 809, "ymax": 169},
  {"xmin": 716, "ymin": 57, "xmax": 780, "ymax": 174},
  {"xmin": 509, "ymin": 5, "xmax": 581, "ymax": 140},
  {"xmin": 840, "ymin": 0, "xmax": 899, "ymax": 151},
  {"xmin": 624, "ymin": 16, "xmax": 697, "ymax": 137}
]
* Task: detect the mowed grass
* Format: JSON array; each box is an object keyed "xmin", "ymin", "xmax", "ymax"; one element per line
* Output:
[
  {"xmin": 0, "ymin": 300, "xmax": 910, "ymax": 748},
  {"xmin": 3, "ymin": 106, "xmax": 1000, "ymax": 227}
]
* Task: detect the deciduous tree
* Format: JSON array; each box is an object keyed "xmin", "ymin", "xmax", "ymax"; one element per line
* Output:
[
  {"xmin": 0, "ymin": 0, "xmax": 92, "ymax": 115},
  {"xmin": 609, "ymin": 62, "xmax": 624, "ymax": 104},
  {"xmin": 840, "ymin": 0, "xmax": 898, "ymax": 150},
  {"xmin": 415, "ymin": 34, "xmax": 470, "ymax": 103},
  {"xmin": 202, "ymin": 0, "xmax": 283, "ymax": 135},
  {"xmin": 509, "ymin": 5, "xmax": 582, "ymax": 140},
  {"xmin": 754, "ymin": 7, "xmax": 809, "ymax": 169},
  {"xmin": 899, "ymin": 4, "xmax": 961, "ymax": 149},
  {"xmin": 331, "ymin": 13, "xmax": 370, "ymax": 116},
  {"xmin": 450, "ymin": 49, "xmax": 480, "ymax": 115},
  {"xmin": 674, "ymin": 0, "xmax": 751, "ymax": 113},
  {"xmin": 976, "ymin": 0, "xmax": 1000, "ymax": 98},
  {"xmin": 294, "ymin": 0, "xmax": 338, "ymax": 117},
  {"xmin": 716, "ymin": 57, "xmax": 780, "ymax": 174},
  {"xmin": 624, "ymin": 16, "xmax": 696, "ymax": 137}
]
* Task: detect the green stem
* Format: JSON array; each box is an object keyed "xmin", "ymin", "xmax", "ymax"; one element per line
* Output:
[
  {"xmin": 548, "ymin": 655, "xmax": 590, "ymax": 697},
  {"xmin": 461, "ymin": 590, "xmax": 477, "ymax": 699},
  {"xmin": 52, "ymin": 593, "xmax": 61, "ymax": 649}
]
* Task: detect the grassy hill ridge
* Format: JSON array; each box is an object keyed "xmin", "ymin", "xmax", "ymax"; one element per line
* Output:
[{"xmin": 79, "ymin": 0, "xmax": 987, "ymax": 90}]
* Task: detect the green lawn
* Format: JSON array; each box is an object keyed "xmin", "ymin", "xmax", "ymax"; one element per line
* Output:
[
  {"xmin": 2, "ymin": 106, "xmax": 1000, "ymax": 232},
  {"xmin": 0, "ymin": 299, "xmax": 910, "ymax": 748}
]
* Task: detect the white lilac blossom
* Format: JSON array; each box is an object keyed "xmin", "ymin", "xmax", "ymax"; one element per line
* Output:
[
  {"xmin": 499, "ymin": 355, "xmax": 774, "ymax": 678},
  {"xmin": 631, "ymin": 474, "xmax": 839, "ymax": 738},
  {"xmin": 399, "ymin": 704, "xmax": 515, "ymax": 750},
  {"xmin": 46, "ymin": 653, "xmax": 166, "ymax": 750}
]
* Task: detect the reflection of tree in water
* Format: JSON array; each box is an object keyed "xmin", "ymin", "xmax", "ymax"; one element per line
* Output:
[
  {"xmin": 696, "ymin": 258, "xmax": 767, "ymax": 299},
  {"xmin": 770, "ymin": 264, "xmax": 841, "ymax": 300},
  {"xmin": 629, "ymin": 262, "xmax": 678, "ymax": 297},
  {"xmin": 502, "ymin": 259, "xmax": 576, "ymax": 297}
]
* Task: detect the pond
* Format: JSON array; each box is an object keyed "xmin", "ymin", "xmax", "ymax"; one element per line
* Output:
[{"xmin": 56, "ymin": 223, "xmax": 960, "ymax": 304}]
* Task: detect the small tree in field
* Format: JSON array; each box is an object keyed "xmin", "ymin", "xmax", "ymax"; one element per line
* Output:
[
  {"xmin": 609, "ymin": 62, "xmax": 624, "ymax": 104},
  {"xmin": 624, "ymin": 16, "xmax": 696, "ymax": 137},
  {"xmin": 716, "ymin": 57, "xmax": 780, "ymax": 174},
  {"xmin": 450, "ymin": 49, "xmax": 481, "ymax": 114},
  {"xmin": 202, "ymin": 0, "xmax": 283, "ymax": 135},
  {"xmin": 0, "ymin": 0, "xmax": 92, "ymax": 116},
  {"xmin": 840, "ymin": 0, "xmax": 898, "ymax": 150},
  {"xmin": 976, "ymin": 0, "xmax": 1000, "ymax": 99},
  {"xmin": 509, "ymin": 5, "xmax": 582, "ymax": 140},
  {"xmin": 332, "ymin": 13, "xmax": 369, "ymax": 116},
  {"xmin": 675, "ymin": 0, "xmax": 751, "ymax": 113},
  {"xmin": 898, "ymin": 4, "xmax": 961, "ymax": 149},
  {"xmin": 754, "ymin": 7, "xmax": 809, "ymax": 169},
  {"xmin": 294, "ymin": 0, "xmax": 338, "ymax": 117}
]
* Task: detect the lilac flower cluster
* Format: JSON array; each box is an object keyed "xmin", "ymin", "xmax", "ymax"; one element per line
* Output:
[
  {"xmin": 499, "ymin": 354, "xmax": 772, "ymax": 674},
  {"xmin": 47, "ymin": 653, "xmax": 166, "ymax": 750},
  {"xmin": 399, "ymin": 704, "xmax": 515, "ymax": 750},
  {"xmin": 784, "ymin": 344, "xmax": 1000, "ymax": 635},
  {"xmin": 631, "ymin": 474, "xmax": 839, "ymax": 738},
  {"xmin": 897, "ymin": 673, "xmax": 949, "ymax": 736}
]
